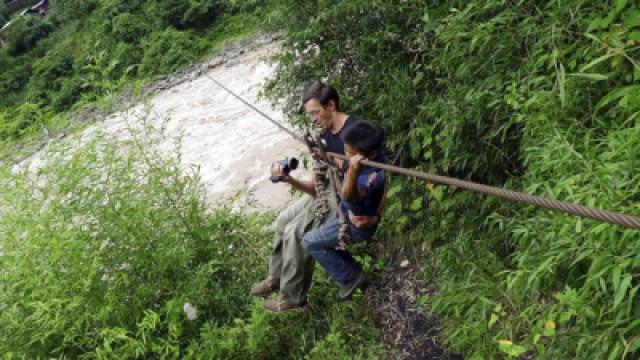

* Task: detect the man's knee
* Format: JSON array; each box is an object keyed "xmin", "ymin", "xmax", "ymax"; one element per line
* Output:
[{"xmin": 275, "ymin": 211, "xmax": 292, "ymax": 233}]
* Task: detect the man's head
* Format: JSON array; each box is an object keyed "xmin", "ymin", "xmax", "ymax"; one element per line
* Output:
[
  {"xmin": 341, "ymin": 120, "xmax": 384, "ymax": 159},
  {"xmin": 302, "ymin": 81, "xmax": 340, "ymax": 129}
]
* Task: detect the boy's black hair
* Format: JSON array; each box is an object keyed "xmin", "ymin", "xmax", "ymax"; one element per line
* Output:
[
  {"xmin": 341, "ymin": 120, "xmax": 384, "ymax": 154},
  {"xmin": 302, "ymin": 81, "xmax": 340, "ymax": 111}
]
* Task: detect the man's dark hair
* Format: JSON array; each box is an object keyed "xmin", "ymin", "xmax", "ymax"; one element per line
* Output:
[
  {"xmin": 341, "ymin": 120, "xmax": 384, "ymax": 154},
  {"xmin": 302, "ymin": 81, "xmax": 340, "ymax": 110}
]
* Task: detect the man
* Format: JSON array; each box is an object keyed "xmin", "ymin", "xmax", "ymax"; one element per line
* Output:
[{"xmin": 251, "ymin": 81, "xmax": 378, "ymax": 312}]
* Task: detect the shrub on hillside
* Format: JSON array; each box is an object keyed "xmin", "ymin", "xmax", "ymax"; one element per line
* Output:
[
  {"xmin": 0, "ymin": 1, "xmax": 8, "ymax": 26},
  {"xmin": 139, "ymin": 28, "xmax": 204, "ymax": 76},
  {"xmin": 0, "ymin": 114, "xmax": 265, "ymax": 356},
  {"xmin": 2, "ymin": 16, "xmax": 54, "ymax": 55},
  {"xmin": 111, "ymin": 12, "xmax": 148, "ymax": 43},
  {"xmin": 266, "ymin": 0, "xmax": 640, "ymax": 358},
  {"xmin": 145, "ymin": 0, "xmax": 221, "ymax": 29},
  {"xmin": 0, "ymin": 113, "xmax": 384, "ymax": 358}
]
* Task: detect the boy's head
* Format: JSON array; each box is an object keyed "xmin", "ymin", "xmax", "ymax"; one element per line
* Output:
[
  {"xmin": 302, "ymin": 81, "xmax": 340, "ymax": 129},
  {"xmin": 341, "ymin": 120, "xmax": 384, "ymax": 158}
]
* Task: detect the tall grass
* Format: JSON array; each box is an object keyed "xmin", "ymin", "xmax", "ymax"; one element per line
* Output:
[
  {"xmin": 266, "ymin": 0, "xmax": 640, "ymax": 358},
  {"xmin": 0, "ymin": 112, "xmax": 383, "ymax": 358}
]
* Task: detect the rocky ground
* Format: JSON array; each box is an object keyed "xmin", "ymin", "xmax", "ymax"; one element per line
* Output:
[{"xmin": 370, "ymin": 257, "xmax": 463, "ymax": 359}]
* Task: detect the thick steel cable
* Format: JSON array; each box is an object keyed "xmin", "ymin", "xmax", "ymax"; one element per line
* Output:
[
  {"xmin": 329, "ymin": 153, "xmax": 640, "ymax": 230},
  {"xmin": 204, "ymin": 74, "xmax": 304, "ymax": 142},
  {"xmin": 206, "ymin": 75, "xmax": 640, "ymax": 230}
]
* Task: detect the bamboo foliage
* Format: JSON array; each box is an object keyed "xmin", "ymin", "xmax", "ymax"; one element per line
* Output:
[{"xmin": 266, "ymin": 0, "xmax": 640, "ymax": 358}]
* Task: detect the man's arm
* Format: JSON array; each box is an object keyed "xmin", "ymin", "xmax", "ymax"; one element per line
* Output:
[{"xmin": 284, "ymin": 176, "xmax": 316, "ymax": 195}]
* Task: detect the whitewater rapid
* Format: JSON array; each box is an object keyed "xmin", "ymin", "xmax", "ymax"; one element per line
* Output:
[{"xmin": 16, "ymin": 42, "xmax": 307, "ymax": 211}]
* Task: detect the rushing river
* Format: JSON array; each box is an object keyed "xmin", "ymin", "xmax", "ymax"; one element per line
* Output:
[{"xmin": 15, "ymin": 42, "xmax": 306, "ymax": 211}]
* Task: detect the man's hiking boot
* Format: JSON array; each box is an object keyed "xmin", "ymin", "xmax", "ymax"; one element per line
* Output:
[
  {"xmin": 250, "ymin": 276, "xmax": 280, "ymax": 297},
  {"xmin": 263, "ymin": 297, "xmax": 308, "ymax": 313},
  {"xmin": 337, "ymin": 272, "xmax": 368, "ymax": 302}
]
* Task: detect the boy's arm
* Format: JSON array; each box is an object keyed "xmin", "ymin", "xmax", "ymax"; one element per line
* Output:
[
  {"xmin": 348, "ymin": 176, "xmax": 387, "ymax": 228},
  {"xmin": 340, "ymin": 155, "xmax": 364, "ymax": 200},
  {"xmin": 376, "ymin": 178, "xmax": 388, "ymax": 216}
]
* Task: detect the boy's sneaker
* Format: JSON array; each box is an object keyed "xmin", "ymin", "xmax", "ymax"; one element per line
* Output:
[
  {"xmin": 250, "ymin": 276, "xmax": 279, "ymax": 297},
  {"xmin": 263, "ymin": 297, "xmax": 308, "ymax": 313},
  {"xmin": 337, "ymin": 272, "xmax": 368, "ymax": 302}
]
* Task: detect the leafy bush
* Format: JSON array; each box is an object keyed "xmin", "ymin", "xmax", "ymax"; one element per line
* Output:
[
  {"xmin": 139, "ymin": 28, "xmax": 204, "ymax": 76},
  {"xmin": 0, "ymin": 102, "xmax": 48, "ymax": 140},
  {"xmin": 144, "ymin": 0, "xmax": 222, "ymax": 29},
  {"xmin": 111, "ymin": 12, "xmax": 148, "ymax": 43},
  {"xmin": 0, "ymin": 1, "xmax": 8, "ymax": 26},
  {"xmin": 2, "ymin": 16, "xmax": 54, "ymax": 55},
  {"xmin": 0, "ymin": 113, "xmax": 383, "ymax": 358},
  {"xmin": 0, "ymin": 56, "xmax": 31, "ymax": 105},
  {"xmin": 266, "ymin": 0, "xmax": 640, "ymax": 358},
  {"xmin": 48, "ymin": 0, "xmax": 99, "ymax": 26},
  {"xmin": 0, "ymin": 0, "xmax": 275, "ymax": 119}
]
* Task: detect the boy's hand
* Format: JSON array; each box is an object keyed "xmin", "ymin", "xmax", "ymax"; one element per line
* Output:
[
  {"xmin": 348, "ymin": 210, "xmax": 378, "ymax": 229},
  {"xmin": 311, "ymin": 147, "xmax": 321, "ymax": 160},
  {"xmin": 349, "ymin": 154, "xmax": 365, "ymax": 172}
]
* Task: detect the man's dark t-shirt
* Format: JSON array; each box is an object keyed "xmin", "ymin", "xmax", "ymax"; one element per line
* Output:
[{"xmin": 320, "ymin": 115, "xmax": 359, "ymax": 155}]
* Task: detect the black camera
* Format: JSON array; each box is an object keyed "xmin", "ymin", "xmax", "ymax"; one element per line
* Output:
[{"xmin": 270, "ymin": 157, "xmax": 299, "ymax": 183}]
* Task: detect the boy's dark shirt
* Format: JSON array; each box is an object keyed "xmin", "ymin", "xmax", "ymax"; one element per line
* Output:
[{"xmin": 339, "ymin": 153, "xmax": 386, "ymax": 239}]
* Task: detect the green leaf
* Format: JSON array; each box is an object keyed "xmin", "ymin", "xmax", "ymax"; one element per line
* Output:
[
  {"xmin": 410, "ymin": 197, "xmax": 422, "ymax": 211},
  {"xmin": 613, "ymin": 274, "xmax": 632, "ymax": 308},
  {"xmin": 413, "ymin": 71, "xmax": 424, "ymax": 85},
  {"xmin": 387, "ymin": 184, "xmax": 402, "ymax": 197},
  {"xmin": 431, "ymin": 186, "xmax": 443, "ymax": 201},
  {"xmin": 612, "ymin": 265, "xmax": 621, "ymax": 291},
  {"xmin": 623, "ymin": 9, "xmax": 640, "ymax": 28},
  {"xmin": 543, "ymin": 320, "xmax": 556, "ymax": 337},
  {"xmin": 580, "ymin": 53, "xmax": 617, "ymax": 73},
  {"xmin": 558, "ymin": 62, "xmax": 566, "ymax": 107},
  {"xmin": 567, "ymin": 73, "xmax": 610, "ymax": 81},
  {"xmin": 588, "ymin": 17, "xmax": 605, "ymax": 32},
  {"xmin": 629, "ymin": 31, "xmax": 640, "ymax": 41},
  {"xmin": 596, "ymin": 85, "xmax": 640, "ymax": 110},
  {"xmin": 615, "ymin": 0, "xmax": 630, "ymax": 14},
  {"xmin": 489, "ymin": 313, "xmax": 498, "ymax": 329},
  {"xmin": 498, "ymin": 340, "xmax": 527, "ymax": 357}
]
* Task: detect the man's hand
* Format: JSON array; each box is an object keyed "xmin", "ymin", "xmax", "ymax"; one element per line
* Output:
[
  {"xmin": 270, "ymin": 162, "xmax": 289, "ymax": 183},
  {"xmin": 348, "ymin": 210, "xmax": 378, "ymax": 229}
]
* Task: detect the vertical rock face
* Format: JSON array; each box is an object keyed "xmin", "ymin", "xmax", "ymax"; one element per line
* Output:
[{"xmin": 16, "ymin": 41, "xmax": 308, "ymax": 211}]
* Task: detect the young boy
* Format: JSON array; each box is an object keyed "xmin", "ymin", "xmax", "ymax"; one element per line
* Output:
[{"xmin": 301, "ymin": 120, "xmax": 385, "ymax": 301}]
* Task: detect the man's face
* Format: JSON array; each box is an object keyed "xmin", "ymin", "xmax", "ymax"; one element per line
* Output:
[{"xmin": 303, "ymin": 98, "xmax": 334, "ymax": 129}]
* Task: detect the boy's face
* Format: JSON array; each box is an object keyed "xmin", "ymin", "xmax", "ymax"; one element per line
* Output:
[
  {"xmin": 303, "ymin": 98, "xmax": 335, "ymax": 129},
  {"xmin": 344, "ymin": 144, "xmax": 365, "ymax": 159}
]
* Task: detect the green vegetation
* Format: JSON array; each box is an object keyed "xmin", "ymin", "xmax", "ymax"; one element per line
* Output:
[
  {"xmin": 0, "ymin": 0, "xmax": 272, "ymax": 143},
  {"xmin": 0, "ymin": 113, "xmax": 382, "ymax": 358},
  {"xmin": 266, "ymin": 0, "xmax": 640, "ymax": 358},
  {"xmin": 0, "ymin": 2, "xmax": 7, "ymax": 25},
  {"xmin": 3, "ymin": 0, "xmax": 640, "ymax": 358}
]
